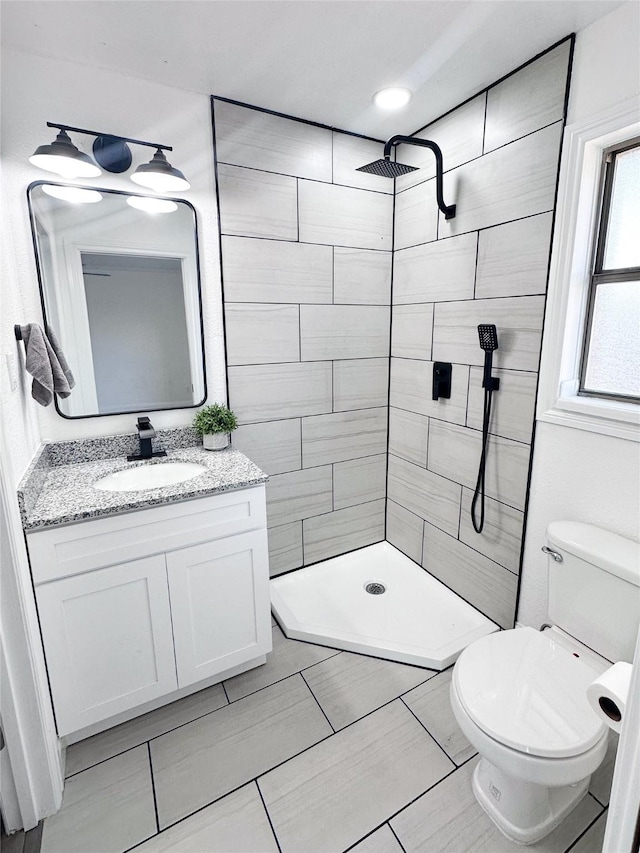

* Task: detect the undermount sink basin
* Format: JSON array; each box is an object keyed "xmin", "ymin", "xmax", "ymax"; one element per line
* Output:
[{"xmin": 94, "ymin": 462, "xmax": 207, "ymax": 492}]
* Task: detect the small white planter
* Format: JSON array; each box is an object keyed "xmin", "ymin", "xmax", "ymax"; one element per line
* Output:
[{"xmin": 202, "ymin": 433, "xmax": 229, "ymax": 451}]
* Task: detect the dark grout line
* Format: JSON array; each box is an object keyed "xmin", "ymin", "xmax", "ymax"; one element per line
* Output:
[
  {"xmin": 147, "ymin": 742, "xmax": 161, "ymax": 835},
  {"xmin": 399, "ymin": 696, "xmax": 458, "ymax": 767},
  {"xmin": 221, "ymin": 679, "xmax": 230, "ymax": 705},
  {"xmin": 300, "ymin": 670, "xmax": 336, "ymax": 733},
  {"xmin": 255, "ymin": 780, "xmax": 284, "ymax": 853},
  {"xmin": 564, "ymin": 803, "xmax": 608, "ymax": 853},
  {"xmin": 389, "ymin": 821, "xmax": 408, "ymax": 853}
]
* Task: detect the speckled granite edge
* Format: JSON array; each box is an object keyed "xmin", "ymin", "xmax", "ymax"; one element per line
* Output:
[
  {"xmin": 45, "ymin": 426, "xmax": 201, "ymax": 466},
  {"xmin": 17, "ymin": 444, "xmax": 51, "ymax": 521},
  {"xmin": 18, "ymin": 430, "xmax": 267, "ymax": 531}
]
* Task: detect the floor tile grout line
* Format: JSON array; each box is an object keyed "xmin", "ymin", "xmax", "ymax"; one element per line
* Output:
[
  {"xmin": 220, "ymin": 680, "xmax": 231, "ymax": 705},
  {"xmin": 341, "ymin": 760, "xmax": 465, "ymax": 852},
  {"xmin": 564, "ymin": 803, "xmax": 608, "ymax": 853},
  {"xmin": 255, "ymin": 779, "xmax": 284, "ymax": 853},
  {"xmin": 146, "ymin": 741, "xmax": 161, "ymax": 835},
  {"xmin": 299, "ymin": 669, "xmax": 336, "ymax": 733},
  {"xmin": 399, "ymin": 695, "xmax": 459, "ymax": 767},
  {"xmin": 388, "ymin": 821, "xmax": 408, "ymax": 853}
]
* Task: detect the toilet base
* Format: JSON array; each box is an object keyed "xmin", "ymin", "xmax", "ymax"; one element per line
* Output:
[{"xmin": 472, "ymin": 758, "xmax": 590, "ymax": 845}]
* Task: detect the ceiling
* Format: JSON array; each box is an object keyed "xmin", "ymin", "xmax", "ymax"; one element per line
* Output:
[{"xmin": 1, "ymin": 0, "xmax": 626, "ymax": 138}]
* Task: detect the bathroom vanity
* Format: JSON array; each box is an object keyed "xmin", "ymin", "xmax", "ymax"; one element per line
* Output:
[{"xmin": 18, "ymin": 432, "xmax": 271, "ymax": 739}]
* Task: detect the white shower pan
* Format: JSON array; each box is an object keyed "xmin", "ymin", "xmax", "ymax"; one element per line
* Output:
[{"xmin": 271, "ymin": 542, "xmax": 499, "ymax": 670}]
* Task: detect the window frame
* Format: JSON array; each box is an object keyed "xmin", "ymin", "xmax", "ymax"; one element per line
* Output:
[
  {"xmin": 536, "ymin": 100, "xmax": 640, "ymax": 443},
  {"xmin": 578, "ymin": 136, "xmax": 640, "ymax": 404}
]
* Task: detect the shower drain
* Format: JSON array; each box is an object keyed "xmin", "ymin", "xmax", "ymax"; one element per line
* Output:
[{"xmin": 365, "ymin": 581, "xmax": 386, "ymax": 595}]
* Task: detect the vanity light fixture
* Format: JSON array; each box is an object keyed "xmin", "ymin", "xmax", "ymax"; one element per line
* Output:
[
  {"xmin": 372, "ymin": 87, "xmax": 412, "ymax": 109},
  {"xmin": 126, "ymin": 195, "xmax": 178, "ymax": 213},
  {"xmin": 29, "ymin": 122, "xmax": 190, "ymax": 191},
  {"xmin": 29, "ymin": 129, "xmax": 102, "ymax": 178},
  {"xmin": 130, "ymin": 149, "xmax": 190, "ymax": 192},
  {"xmin": 42, "ymin": 185, "xmax": 103, "ymax": 204}
]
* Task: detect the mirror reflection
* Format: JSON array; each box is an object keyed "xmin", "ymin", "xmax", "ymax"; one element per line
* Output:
[{"xmin": 27, "ymin": 183, "xmax": 206, "ymax": 418}]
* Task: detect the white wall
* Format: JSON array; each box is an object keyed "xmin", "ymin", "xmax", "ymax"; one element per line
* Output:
[
  {"xmin": 0, "ymin": 47, "xmax": 226, "ymax": 483},
  {"xmin": 518, "ymin": 1, "xmax": 640, "ymax": 628}
]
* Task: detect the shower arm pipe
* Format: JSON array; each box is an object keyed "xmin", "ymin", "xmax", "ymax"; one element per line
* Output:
[{"xmin": 383, "ymin": 135, "xmax": 456, "ymax": 220}]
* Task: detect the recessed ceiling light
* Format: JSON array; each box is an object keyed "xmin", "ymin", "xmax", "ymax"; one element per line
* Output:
[
  {"xmin": 42, "ymin": 185, "xmax": 102, "ymax": 203},
  {"xmin": 126, "ymin": 196, "xmax": 178, "ymax": 213},
  {"xmin": 372, "ymin": 87, "xmax": 412, "ymax": 110}
]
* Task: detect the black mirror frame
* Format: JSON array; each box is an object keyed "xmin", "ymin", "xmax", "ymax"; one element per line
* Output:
[{"xmin": 26, "ymin": 180, "xmax": 208, "ymax": 420}]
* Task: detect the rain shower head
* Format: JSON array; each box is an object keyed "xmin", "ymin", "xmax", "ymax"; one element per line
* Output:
[
  {"xmin": 356, "ymin": 134, "xmax": 456, "ymax": 219},
  {"xmin": 478, "ymin": 324, "xmax": 499, "ymax": 352},
  {"xmin": 356, "ymin": 158, "xmax": 419, "ymax": 179}
]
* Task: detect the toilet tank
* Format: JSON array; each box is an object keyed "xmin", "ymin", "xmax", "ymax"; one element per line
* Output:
[{"xmin": 546, "ymin": 521, "xmax": 640, "ymax": 663}]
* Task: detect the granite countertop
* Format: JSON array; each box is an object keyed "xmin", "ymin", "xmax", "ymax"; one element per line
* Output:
[{"xmin": 21, "ymin": 445, "xmax": 268, "ymax": 531}]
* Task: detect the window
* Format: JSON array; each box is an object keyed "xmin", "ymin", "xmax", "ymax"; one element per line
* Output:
[{"xmin": 580, "ymin": 139, "xmax": 640, "ymax": 402}]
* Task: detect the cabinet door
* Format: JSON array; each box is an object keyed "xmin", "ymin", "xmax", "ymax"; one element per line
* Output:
[
  {"xmin": 166, "ymin": 530, "xmax": 272, "ymax": 688},
  {"xmin": 36, "ymin": 555, "xmax": 177, "ymax": 736}
]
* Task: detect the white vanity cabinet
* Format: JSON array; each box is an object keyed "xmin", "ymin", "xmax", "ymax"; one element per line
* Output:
[{"xmin": 27, "ymin": 485, "xmax": 271, "ymax": 737}]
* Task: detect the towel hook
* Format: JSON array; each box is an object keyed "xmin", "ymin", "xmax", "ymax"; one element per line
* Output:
[{"xmin": 14, "ymin": 325, "xmax": 23, "ymax": 341}]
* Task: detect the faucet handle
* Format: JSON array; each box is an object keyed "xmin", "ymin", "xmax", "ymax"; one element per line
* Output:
[{"xmin": 137, "ymin": 416, "xmax": 155, "ymax": 438}]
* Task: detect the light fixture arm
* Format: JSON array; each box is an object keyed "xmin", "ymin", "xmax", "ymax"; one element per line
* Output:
[
  {"xmin": 383, "ymin": 135, "xmax": 456, "ymax": 220},
  {"xmin": 46, "ymin": 122, "xmax": 172, "ymax": 152}
]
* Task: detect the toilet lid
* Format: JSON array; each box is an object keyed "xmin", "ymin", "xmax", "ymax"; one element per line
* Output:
[{"xmin": 453, "ymin": 627, "xmax": 607, "ymax": 758}]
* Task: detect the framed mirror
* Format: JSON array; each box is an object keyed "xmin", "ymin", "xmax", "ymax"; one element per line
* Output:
[{"xmin": 27, "ymin": 182, "xmax": 207, "ymax": 418}]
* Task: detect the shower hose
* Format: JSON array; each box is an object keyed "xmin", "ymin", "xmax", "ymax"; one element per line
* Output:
[{"xmin": 470, "ymin": 382, "xmax": 494, "ymax": 534}]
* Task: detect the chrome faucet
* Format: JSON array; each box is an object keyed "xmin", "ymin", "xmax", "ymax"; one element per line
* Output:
[{"xmin": 127, "ymin": 417, "xmax": 167, "ymax": 462}]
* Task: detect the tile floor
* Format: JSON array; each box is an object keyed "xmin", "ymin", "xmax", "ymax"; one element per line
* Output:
[{"xmin": 40, "ymin": 620, "xmax": 616, "ymax": 853}]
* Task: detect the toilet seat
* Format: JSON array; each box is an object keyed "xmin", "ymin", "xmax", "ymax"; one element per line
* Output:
[{"xmin": 453, "ymin": 627, "xmax": 606, "ymax": 759}]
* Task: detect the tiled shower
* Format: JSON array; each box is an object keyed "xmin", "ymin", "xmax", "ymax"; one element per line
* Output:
[{"xmin": 214, "ymin": 37, "xmax": 573, "ymax": 629}]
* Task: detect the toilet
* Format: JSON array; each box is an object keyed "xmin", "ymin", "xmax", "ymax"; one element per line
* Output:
[{"xmin": 450, "ymin": 521, "xmax": 640, "ymax": 845}]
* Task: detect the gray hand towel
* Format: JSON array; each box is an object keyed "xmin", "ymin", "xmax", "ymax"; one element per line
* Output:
[{"xmin": 20, "ymin": 323, "xmax": 76, "ymax": 407}]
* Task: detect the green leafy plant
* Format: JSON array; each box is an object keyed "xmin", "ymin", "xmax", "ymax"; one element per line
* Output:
[{"xmin": 193, "ymin": 404, "xmax": 238, "ymax": 436}]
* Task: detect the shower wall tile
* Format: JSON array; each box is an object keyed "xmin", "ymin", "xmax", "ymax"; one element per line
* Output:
[
  {"xmin": 393, "ymin": 233, "xmax": 477, "ymax": 304},
  {"xmin": 389, "ymin": 359, "xmax": 469, "ymax": 426},
  {"xmin": 268, "ymin": 521, "xmax": 303, "ymax": 576},
  {"xmin": 225, "ymin": 304, "xmax": 300, "ymax": 365},
  {"xmin": 422, "ymin": 522, "xmax": 518, "ymax": 629},
  {"xmin": 484, "ymin": 42, "xmax": 571, "ymax": 153},
  {"xmin": 333, "ymin": 248, "xmax": 392, "ymax": 305},
  {"xmin": 459, "ymin": 488, "xmax": 524, "ymax": 574},
  {"xmin": 266, "ymin": 466, "xmax": 333, "ymax": 528},
  {"xmin": 391, "ymin": 304, "xmax": 433, "ymax": 360},
  {"xmin": 333, "ymin": 358, "xmax": 389, "ymax": 412},
  {"xmin": 432, "ymin": 296, "xmax": 545, "ymax": 372},
  {"xmin": 300, "ymin": 305, "xmax": 390, "ymax": 361},
  {"xmin": 467, "ymin": 367, "xmax": 537, "ymax": 444},
  {"xmin": 386, "ymin": 500, "xmax": 424, "ymax": 564},
  {"xmin": 439, "ymin": 121, "xmax": 563, "ymax": 237},
  {"xmin": 388, "ymin": 407, "xmax": 428, "ymax": 468},
  {"xmin": 217, "ymin": 164, "xmax": 298, "ymax": 240},
  {"xmin": 214, "ymin": 99, "xmax": 333, "ymax": 181},
  {"xmin": 395, "ymin": 94, "xmax": 486, "ymax": 191},
  {"xmin": 334, "ymin": 454, "xmax": 387, "ymax": 510},
  {"xmin": 302, "ymin": 408, "xmax": 387, "ymax": 467},
  {"xmin": 394, "ymin": 179, "xmax": 439, "ymax": 250},
  {"xmin": 229, "ymin": 362, "xmax": 332, "ymax": 423},
  {"xmin": 303, "ymin": 500, "xmax": 385, "ymax": 564},
  {"xmin": 474, "ymin": 213, "xmax": 553, "ymax": 299},
  {"xmin": 232, "ymin": 419, "xmax": 301, "ymax": 476},
  {"xmin": 387, "ymin": 454, "xmax": 461, "ymax": 537},
  {"xmin": 298, "ymin": 181, "xmax": 393, "ymax": 250},
  {"xmin": 427, "ymin": 420, "xmax": 529, "ymax": 511},
  {"xmin": 222, "ymin": 237, "xmax": 333, "ymax": 304},
  {"xmin": 332, "ymin": 133, "xmax": 392, "ymax": 193}
]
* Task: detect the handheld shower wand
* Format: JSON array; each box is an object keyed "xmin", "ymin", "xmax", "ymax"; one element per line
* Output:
[{"xmin": 471, "ymin": 325, "xmax": 500, "ymax": 534}]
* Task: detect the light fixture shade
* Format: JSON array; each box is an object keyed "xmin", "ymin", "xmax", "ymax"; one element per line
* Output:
[
  {"xmin": 29, "ymin": 129, "xmax": 101, "ymax": 178},
  {"xmin": 130, "ymin": 149, "xmax": 190, "ymax": 192}
]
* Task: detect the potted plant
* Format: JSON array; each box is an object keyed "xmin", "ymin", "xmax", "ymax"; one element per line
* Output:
[{"xmin": 193, "ymin": 403, "xmax": 238, "ymax": 451}]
